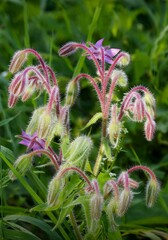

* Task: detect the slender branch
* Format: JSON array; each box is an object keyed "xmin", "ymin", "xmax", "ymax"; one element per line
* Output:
[
  {"xmin": 74, "ymin": 73, "xmax": 104, "ymax": 111},
  {"xmin": 58, "ymin": 166, "xmax": 93, "ymax": 189},
  {"xmin": 127, "ymin": 165, "xmax": 157, "ymax": 181},
  {"xmin": 24, "ymin": 48, "xmax": 50, "ymax": 84},
  {"xmin": 73, "ymin": 43, "xmax": 103, "ymax": 77},
  {"xmin": 27, "ymin": 149, "xmax": 59, "ymax": 170}
]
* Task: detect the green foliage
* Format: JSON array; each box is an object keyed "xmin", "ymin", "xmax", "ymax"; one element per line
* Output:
[{"xmin": 1, "ymin": 0, "xmax": 168, "ymax": 239}]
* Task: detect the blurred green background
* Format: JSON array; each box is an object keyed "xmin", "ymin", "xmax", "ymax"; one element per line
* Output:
[{"xmin": 0, "ymin": 0, "xmax": 168, "ymax": 239}]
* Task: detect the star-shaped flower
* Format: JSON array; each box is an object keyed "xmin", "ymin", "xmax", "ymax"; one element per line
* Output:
[
  {"xmin": 18, "ymin": 130, "xmax": 45, "ymax": 154},
  {"xmin": 87, "ymin": 39, "xmax": 120, "ymax": 64}
]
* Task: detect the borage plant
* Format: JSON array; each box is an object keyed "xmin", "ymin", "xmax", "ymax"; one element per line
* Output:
[{"xmin": 7, "ymin": 39, "xmax": 160, "ymax": 239}]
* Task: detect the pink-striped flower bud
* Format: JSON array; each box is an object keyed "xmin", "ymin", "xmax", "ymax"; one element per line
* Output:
[
  {"xmin": 9, "ymin": 50, "xmax": 27, "ymax": 74},
  {"xmin": 8, "ymin": 72, "xmax": 26, "ymax": 97},
  {"xmin": 58, "ymin": 42, "xmax": 78, "ymax": 56},
  {"xmin": 146, "ymin": 178, "xmax": 160, "ymax": 208},
  {"xmin": 144, "ymin": 119, "xmax": 156, "ymax": 141},
  {"xmin": 90, "ymin": 193, "xmax": 103, "ymax": 221},
  {"xmin": 21, "ymin": 83, "xmax": 35, "ymax": 102},
  {"xmin": 8, "ymin": 154, "xmax": 32, "ymax": 180},
  {"xmin": 133, "ymin": 98, "xmax": 145, "ymax": 122},
  {"xmin": 117, "ymin": 189, "xmax": 133, "ymax": 216},
  {"xmin": 8, "ymin": 93, "xmax": 18, "ymax": 108}
]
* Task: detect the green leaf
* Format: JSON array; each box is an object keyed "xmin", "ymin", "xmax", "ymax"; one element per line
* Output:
[
  {"xmin": 0, "ymin": 112, "xmax": 20, "ymax": 127},
  {"xmin": 81, "ymin": 112, "xmax": 102, "ymax": 130},
  {"xmin": 4, "ymin": 215, "xmax": 62, "ymax": 240},
  {"xmin": 0, "ymin": 228, "xmax": 40, "ymax": 240}
]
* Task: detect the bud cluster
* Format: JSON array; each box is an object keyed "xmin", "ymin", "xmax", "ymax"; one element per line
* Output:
[{"xmin": 7, "ymin": 40, "xmax": 160, "ymax": 237}]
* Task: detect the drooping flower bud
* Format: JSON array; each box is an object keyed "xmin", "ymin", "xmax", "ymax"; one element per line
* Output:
[
  {"xmin": 26, "ymin": 106, "xmax": 46, "ymax": 135},
  {"xmin": 8, "ymin": 93, "xmax": 18, "ymax": 108},
  {"xmin": 21, "ymin": 82, "xmax": 35, "ymax": 102},
  {"xmin": 117, "ymin": 52, "xmax": 130, "ymax": 67},
  {"xmin": 65, "ymin": 136, "xmax": 93, "ymax": 165},
  {"xmin": 9, "ymin": 50, "xmax": 27, "ymax": 74},
  {"xmin": 111, "ymin": 69, "xmax": 128, "ymax": 87},
  {"xmin": 90, "ymin": 193, "xmax": 103, "ymax": 221},
  {"xmin": 143, "ymin": 91, "xmax": 155, "ymax": 108},
  {"xmin": 47, "ymin": 176, "xmax": 63, "ymax": 206},
  {"xmin": 65, "ymin": 80, "xmax": 79, "ymax": 106},
  {"xmin": 132, "ymin": 98, "xmax": 145, "ymax": 122},
  {"xmin": 8, "ymin": 154, "xmax": 32, "ymax": 180},
  {"xmin": 58, "ymin": 42, "xmax": 78, "ymax": 56},
  {"xmin": 146, "ymin": 178, "xmax": 160, "ymax": 208},
  {"xmin": 144, "ymin": 119, "xmax": 156, "ymax": 141},
  {"xmin": 37, "ymin": 110, "xmax": 52, "ymax": 139},
  {"xmin": 106, "ymin": 198, "xmax": 118, "ymax": 231},
  {"xmin": 108, "ymin": 104, "xmax": 121, "ymax": 147},
  {"xmin": 117, "ymin": 189, "xmax": 133, "ymax": 217}
]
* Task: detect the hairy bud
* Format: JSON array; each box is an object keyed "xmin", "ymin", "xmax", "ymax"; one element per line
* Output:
[
  {"xmin": 111, "ymin": 69, "xmax": 128, "ymax": 87},
  {"xmin": 144, "ymin": 119, "xmax": 156, "ymax": 141},
  {"xmin": 65, "ymin": 136, "xmax": 93, "ymax": 165},
  {"xmin": 9, "ymin": 50, "xmax": 27, "ymax": 74},
  {"xmin": 117, "ymin": 52, "xmax": 130, "ymax": 67},
  {"xmin": 37, "ymin": 110, "xmax": 52, "ymax": 139},
  {"xmin": 65, "ymin": 80, "xmax": 79, "ymax": 106},
  {"xmin": 8, "ymin": 93, "xmax": 18, "ymax": 108},
  {"xmin": 26, "ymin": 106, "xmax": 46, "ymax": 135},
  {"xmin": 117, "ymin": 189, "xmax": 133, "ymax": 216},
  {"xmin": 108, "ymin": 104, "xmax": 121, "ymax": 147},
  {"xmin": 133, "ymin": 98, "xmax": 145, "ymax": 122},
  {"xmin": 47, "ymin": 176, "xmax": 63, "ymax": 206},
  {"xmin": 58, "ymin": 42, "xmax": 78, "ymax": 56},
  {"xmin": 146, "ymin": 178, "xmax": 160, "ymax": 208},
  {"xmin": 90, "ymin": 193, "xmax": 103, "ymax": 221},
  {"xmin": 9, "ymin": 154, "xmax": 32, "ymax": 180}
]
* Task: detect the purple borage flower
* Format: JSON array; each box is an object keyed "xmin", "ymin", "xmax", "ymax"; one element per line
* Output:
[
  {"xmin": 18, "ymin": 130, "xmax": 45, "ymax": 155},
  {"xmin": 86, "ymin": 38, "xmax": 120, "ymax": 64}
]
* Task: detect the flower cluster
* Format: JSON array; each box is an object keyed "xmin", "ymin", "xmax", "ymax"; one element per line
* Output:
[{"xmin": 8, "ymin": 39, "xmax": 159, "ymax": 237}]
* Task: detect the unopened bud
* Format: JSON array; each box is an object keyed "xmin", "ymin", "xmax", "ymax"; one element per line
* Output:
[
  {"xmin": 144, "ymin": 119, "xmax": 156, "ymax": 141},
  {"xmin": 65, "ymin": 136, "xmax": 93, "ymax": 165},
  {"xmin": 106, "ymin": 198, "xmax": 118, "ymax": 231},
  {"xmin": 37, "ymin": 110, "xmax": 52, "ymax": 139},
  {"xmin": 9, "ymin": 154, "xmax": 32, "ymax": 180},
  {"xmin": 90, "ymin": 194, "xmax": 103, "ymax": 221},
  {"xmin": 47, "ymin": 176, "xmax": 63, "ymax": 206},
  {"xmin": 65, "ymin": 80, "xmax": 79, "ymax": 106},
  {"xmin": 117, "ymin": 52, "xmax": 130, "ymax": 67},
  {"xmin": 58, "ymin": 42, "xmax": 77, "ymax": 56},
  {"xmin": 26, "ymin": 106, "xmax": 46, "ymax": 134},
  {"xmin": 22, "ymin": 83, "xmax": 35, "ymax": 102},
  {"xmin": 108, "ymin": 120, "xmax": 121, "ymax": 147},
  {"xmin": 146, "ymin": 178, "xmax": 160, "ymax": 207},
  {"xmin": 133, "ymin": 98, "xmax": 145, "ymax": 122},
  {"xmin": 117, "ymin": 189, "xmax": 133, "ymax": 216},
  {"xmin": 144, "ymin": 91, "xmax": 155, "ymax": 108},
  {"xmin": 9, "ymin": 50, "xmax": 27, "ymax": 74},
  {"xmin": 8, "ymin": 93, "xmax": 18, "ymax": 108},
  {"xmin": 111, "ymin": 69, "xmax": 128, "ymax": 87}
]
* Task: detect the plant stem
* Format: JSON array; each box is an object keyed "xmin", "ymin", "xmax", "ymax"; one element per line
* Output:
[
  {"xmin": 69, "ymin": 211, "xmax": 83, "ymax": 240},
  {"xmin": 93, "ymin": 117, "xmax": 107, "ymax": 176}
]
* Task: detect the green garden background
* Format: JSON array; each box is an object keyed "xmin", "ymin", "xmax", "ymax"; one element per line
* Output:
[{"xmin": 0, "ymin": 0, "xmax": 168, "ymax": 239}]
